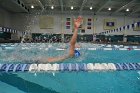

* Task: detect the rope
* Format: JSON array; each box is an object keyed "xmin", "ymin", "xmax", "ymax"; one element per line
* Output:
[{"xmin": 0, "ymin": 63, "xmax": 140, "ymax": 72}]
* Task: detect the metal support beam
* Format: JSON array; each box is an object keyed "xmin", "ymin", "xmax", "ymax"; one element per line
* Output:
[
  {"xmin": 128, "ymin": 8, "xmax": 140, "ymax": 16},
  {"xmin": 36, "ymin": 0, "xmax": 44, "ymax": 10},
  {"xmin": 79, "ymin": 0, "xmax": 88, "ymax": 15},
  {"xmin": 96, "ymin": 0, "xmax": 111, "ymax": 13},
  {"xmin": 59, "ymin": 0, "xmax": 64, "ymax": 12},
  {"xmin": 31, "ymin": 10, "xmax": 95, "ymax": 16},
  {"xmin": 112, "ymin": 0, "xmax": 136, "ymax": 14},
  {"xmin": 80, "ymin": 0, "xmax": 87, "ymax": 12},
  {"xmin": 11, "ymin": 0, "xmax": 28, "ymax": 12}
]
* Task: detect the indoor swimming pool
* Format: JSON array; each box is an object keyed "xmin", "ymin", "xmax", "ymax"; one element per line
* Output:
[
  {"xmin": 0, "ymin": 43, "xmax": 140, "ymax": 93},
  {"xmin": 1, "ymin": 0, "xmax": 140, "ymax": 93}
]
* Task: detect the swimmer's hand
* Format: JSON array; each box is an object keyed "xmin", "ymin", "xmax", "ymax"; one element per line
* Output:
[{"xmin": 74, "ymin": 16, "xmax": 83, "ymax": 29}]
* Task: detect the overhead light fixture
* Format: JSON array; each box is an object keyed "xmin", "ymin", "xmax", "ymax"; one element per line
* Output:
[
  {"xmin": 51, "ymin": 6, "xmax": 54, "ymax": 9},
  {"xmin": 108, "ymin": 7, "xmax": 111, "ymax": 11},
  {"xmin": 126, "ymin": 8, "xmax": 129, "ymax": 12},
  {"xmin": 90, "ymin": 6, "xmax": 92, "ymax": 10},
  {"xmin": 31, "ymin": 5, "xmax": 34, "ymax": 9},
  {"xmin": 71, "ymin": 6, "xmax": 73, "ymax": 10}
]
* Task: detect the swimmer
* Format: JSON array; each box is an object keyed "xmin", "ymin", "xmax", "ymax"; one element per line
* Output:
[
  {"xmin": 13, "ymin": 16, "xmax": 83, "ymax": 63},
  {"xmin": 40, "ymin": 16, "xmax": 83, "ymax": 63}
]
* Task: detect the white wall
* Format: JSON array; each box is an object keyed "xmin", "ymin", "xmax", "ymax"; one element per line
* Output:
[
  {"xmin": 1, "ymin": 7, "xmax": 140, "ymax": 36},
  {"xmin": 0, "ymin": 8, "xmax": 19, "ymax": 40},
  {"xmin": 0, "ymin": 8, "xmax": 11, "ymax": 27},
  {"xmin": 94, "ymin": 15, "xmax": 140, "ymax": 35},
  {"xmin": 11, "ymin": 14, "xmax": 140, "ymax": 35}
]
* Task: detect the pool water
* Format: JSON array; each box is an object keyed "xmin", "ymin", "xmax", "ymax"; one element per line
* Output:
[{"xmin": 0, "ymin": 43, "xmax": 140, "ymax": 93}]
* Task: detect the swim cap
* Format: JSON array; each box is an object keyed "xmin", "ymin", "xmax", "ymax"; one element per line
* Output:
[{"xmin": 74, "ymin": 50, "xmax": 80, "ymax": 57}]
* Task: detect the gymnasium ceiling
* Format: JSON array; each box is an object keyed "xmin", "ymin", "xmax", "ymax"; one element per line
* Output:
[{"xmin": 0, "ymin": 0, "xmax": 140, "ymax": 16}]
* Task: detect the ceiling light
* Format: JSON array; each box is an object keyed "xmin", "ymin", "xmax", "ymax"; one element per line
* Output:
[
  {"xmin": 31, "ymin": 5, "xmax": 34, "ymax": 9},
  {"xmin": 90, "ymin": 6, "xmax": 92, "ymax": 10},
  {"xmin": 126, "ymin": 8, "xmax": 129, "ymax": 12},
  {"xmin": 108, "ymin": 7, "xmax": 111, "ymax": 11},
  {"xmin": 71, "ymin": 6, "xmax": 73, "ymax": 10},
  {"xmin": 51, "ymin": 6, "xmax": 54, "ymax": 9}
]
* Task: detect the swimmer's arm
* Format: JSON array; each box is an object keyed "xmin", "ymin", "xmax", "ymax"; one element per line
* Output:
[{"xmin": 46, "ymin": 55, "xmax": 70, "ymax": 63}]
